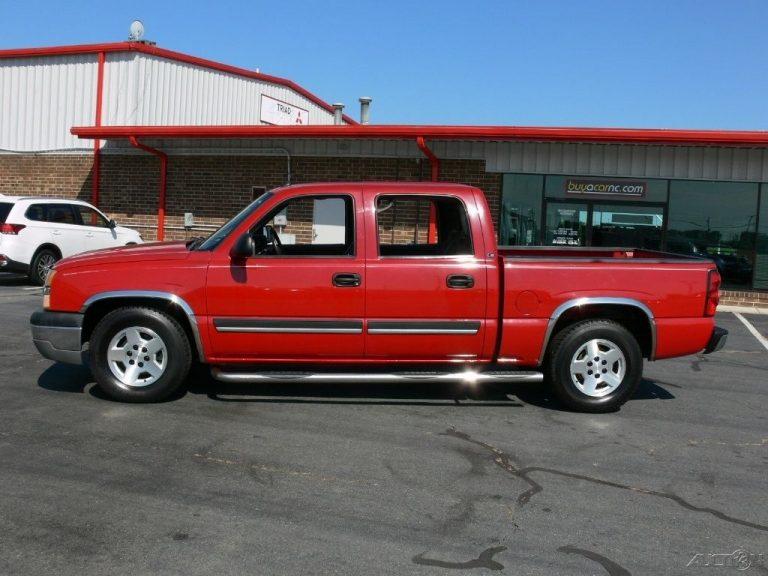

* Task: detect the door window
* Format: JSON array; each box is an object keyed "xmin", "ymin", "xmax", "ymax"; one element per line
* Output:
[
  {"xmin": 45, "ymin": 204, "xmax": 78, "ymax": 225},
  {"xmin": 376, "ymin": 195, "xmax": 472, "ymax": 257},
  {"xmin": 251, "ymin": 195, "xmax": 354, "ymax": 256},
  {"xmin": 75, "ymin": 205, "xmax": 111, "ymax": 228}
]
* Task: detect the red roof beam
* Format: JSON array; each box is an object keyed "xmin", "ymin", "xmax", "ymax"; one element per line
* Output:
[{"xmin": 70, "ymin": 124, "xmax": 768, "ymax": 147}]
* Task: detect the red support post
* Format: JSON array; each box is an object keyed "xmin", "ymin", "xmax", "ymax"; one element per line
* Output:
[
  {"xmin": 416, "ymin": 136, "xmax": 440, "ymax": 242},
  {"xmin": 91, "ymin": 51, "xmax": 105, "ymax": 211},
  {"xmin": 128, "ymin": 137, "xmax": 168, "ymax": 241}
]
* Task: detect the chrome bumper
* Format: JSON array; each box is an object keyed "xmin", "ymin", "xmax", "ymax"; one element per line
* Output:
[
  {"xmin": 703, "ymin": 326, "xmax": 728, "ymax": 354},
  {"xmin": 30, "ymin": 310, "xmax": 85, "ymax": 365}
]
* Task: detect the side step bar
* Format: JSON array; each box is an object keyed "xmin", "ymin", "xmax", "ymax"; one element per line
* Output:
[{"xmin": 211, "ymin": 368, "xmax": 543, "ymax": 385}]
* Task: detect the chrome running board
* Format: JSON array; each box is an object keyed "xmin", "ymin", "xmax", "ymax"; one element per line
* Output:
[{"xmin": 210, "ymin": 368, "xmax": 543, "ymax": 385}]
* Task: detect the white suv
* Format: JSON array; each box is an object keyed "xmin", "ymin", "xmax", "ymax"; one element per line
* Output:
[{"xmin": 0, "ymin": 196, "xmax": 143, "ymax": 284}]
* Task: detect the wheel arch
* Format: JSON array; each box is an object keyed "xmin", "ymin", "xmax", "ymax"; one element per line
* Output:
[
  {"xmin": 80, "ymin": 291, "xmax": 206, "ymax": 362},
  {"xmin": 539, "ymin": 297, "xmax": 656, "ymax": 364},
  {"xmin": 32, "ymin": 243, "xmax": 62, "ymax": 259}
]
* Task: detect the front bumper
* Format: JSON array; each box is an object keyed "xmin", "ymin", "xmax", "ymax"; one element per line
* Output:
[
  {"xmin": 30, "ymin": 310, "xmax": 85, "ymax": 364},
  {"xmin": 703, "ymin": 326, "xmax": 728, "ymax": 354}
]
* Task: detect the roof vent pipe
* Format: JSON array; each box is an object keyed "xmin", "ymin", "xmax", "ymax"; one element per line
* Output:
[
  {"xmin": 359, "ymin": 97, "xmax": 372, "ymax": 124},
  {"xmin": 332, "ymin": 103, "xmax": 345, "ymax": 125}
]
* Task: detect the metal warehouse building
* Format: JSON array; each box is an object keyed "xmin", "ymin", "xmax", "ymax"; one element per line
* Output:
[{"xmin": 1, "ymin": 41, "xmax": 768, "ymax": 291}]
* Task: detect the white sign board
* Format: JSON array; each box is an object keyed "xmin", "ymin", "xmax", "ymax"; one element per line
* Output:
[{"xmin": 260, "ymin": 94, "xmax": 309, "ymax": 125}]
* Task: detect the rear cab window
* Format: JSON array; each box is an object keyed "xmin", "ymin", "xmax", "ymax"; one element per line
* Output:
[{"xmin": 376, "ymin": 195, "xmax": 473, "ymax": 257}]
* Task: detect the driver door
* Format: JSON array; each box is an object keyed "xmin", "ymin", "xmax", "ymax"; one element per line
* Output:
[{"xmin": 205, "ymin": 191, "xmax": 366, "ymax": 361}]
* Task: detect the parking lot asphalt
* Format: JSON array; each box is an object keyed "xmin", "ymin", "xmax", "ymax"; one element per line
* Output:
[{"xmin": 1, "ymin": 272, "xmax": 766, "ymax": 576}]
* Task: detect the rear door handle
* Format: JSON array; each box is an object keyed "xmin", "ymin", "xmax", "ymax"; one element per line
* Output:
[
  {"xmin": 52, "ymin": 230, "xmax": 61, "ymax": 236},
  {"xmin": 333, "ymin": 273, "xmax": 361, "ymax": 287},
  {"xmin": 446, "ymin": 274, "xmax": 475, "ymax": 289}
]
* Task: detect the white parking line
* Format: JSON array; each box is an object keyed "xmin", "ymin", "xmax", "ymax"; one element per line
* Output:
[{"xmin": 734, "ymin": 312, "xmax": 768, "ymax": 352}]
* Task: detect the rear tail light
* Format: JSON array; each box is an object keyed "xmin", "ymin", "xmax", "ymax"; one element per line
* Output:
[
  {"xmin": 705, "ymin": 269, "xmax": 721, "ymax": 317},
  {"xmin": 0, "ymin": 223, "xmax": 25, "ymax": 235}
]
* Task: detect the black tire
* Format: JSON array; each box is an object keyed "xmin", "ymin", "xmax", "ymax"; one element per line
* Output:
[
  {"xmin": 29, "ymin": 248, "xmax": 59, "ymax": 285},
  {"xmin": 89, "ymin": 306, "xmax": 192, "ymax": 402},
  {"xmin": 546, "ymin": 319, "xmax": 642, "ymax": 413}
]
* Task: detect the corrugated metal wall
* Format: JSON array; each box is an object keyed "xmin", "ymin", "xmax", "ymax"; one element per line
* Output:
[
  {"xmin": 474, "ymin": 141, "xmax": 768, "ymax": 182},
  {"xmin": 102, "ymin": 53, "xmax": 336, "ymax": 127},
  {"xmin": 0, "ymin": 50, "xmax": 337, "ymax": 153},
  {"xmin": 0, "ymin": 54, "xmax": 98, "ymax": 152},
  {"xmin": 110, "ymin": 137, "xmax": 768, "ymax": 183}
]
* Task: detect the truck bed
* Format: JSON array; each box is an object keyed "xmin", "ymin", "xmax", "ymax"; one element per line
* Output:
[
  {"xmin": 498, "ymin": 246, "xmax": 706, "ymax": 262},
  {"xmin": 494, "ymin": 246, "xmax": 716, "ymax": 366}
]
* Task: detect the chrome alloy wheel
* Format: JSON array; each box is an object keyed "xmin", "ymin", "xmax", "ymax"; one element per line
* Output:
[
  {"xmin": 37, "ymin": 253, "xmax": 56, "ymax": 280},
  {"xmin": 569, "ymin": 338, "xmax": 626, "ymax": 397},
  {"xmin": 107, "ymin": 326, "xmax": 168, "ymax": 388}
]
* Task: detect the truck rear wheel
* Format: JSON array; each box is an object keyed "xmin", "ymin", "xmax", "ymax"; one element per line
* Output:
[
  {"xmin": 547, "ymin": 319, "xmax": 642, "ymax": 412},
  {"xmin": 89, "ymin": 306, "xmax": 192, "ymax": 402}
]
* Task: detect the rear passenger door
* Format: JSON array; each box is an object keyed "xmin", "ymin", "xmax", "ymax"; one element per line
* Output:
[
  {"xmin": 41, "ymin": 204, "xmax": 82, "ymax": 258},
  {"xmin": 364, "ymin": 191, "xmax": 488, "ymax": 361}
]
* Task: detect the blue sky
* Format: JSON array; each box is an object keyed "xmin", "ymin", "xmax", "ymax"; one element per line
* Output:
[{"xmin": 2, "ymin": 0, "xmax": 767, "ymax": 128}]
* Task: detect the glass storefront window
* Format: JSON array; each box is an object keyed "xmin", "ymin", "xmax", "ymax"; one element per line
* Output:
[
  {"xmin": 592, "ymin": 204, "xmax": 664, "ymax": 249},
  {"xmin": 667, "ymin": 181, "xmax": 758, "ymax": 287},
  {"xmin": 500, "ymin": 174, "xmax": 542, "ymax": 246},
  {"xmin": 545, "ymin": 202, "xmax": 588, "ymax": 246},
  {"xmin": 754, "ymin": 187, "xmax": 768, "ymax": 290}
]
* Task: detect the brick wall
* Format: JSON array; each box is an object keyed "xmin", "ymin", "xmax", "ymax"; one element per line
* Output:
[{"xmin": 0, "ymin": 153, "xmax": 502, "ymax": 242}]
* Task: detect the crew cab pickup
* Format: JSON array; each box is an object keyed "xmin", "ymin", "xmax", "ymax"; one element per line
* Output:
[{"xmin": 30, "ymin": 182, "xmax": 727, "ymax": 411}]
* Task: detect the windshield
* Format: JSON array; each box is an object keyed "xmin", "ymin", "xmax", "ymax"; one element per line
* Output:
[
  {"xmin": 197, "ymin": 192, "xmax": 273, "ymax": 251},
  {"xmin": 0, "ymin": 202, "xmax": 12, "ymax": 223}
]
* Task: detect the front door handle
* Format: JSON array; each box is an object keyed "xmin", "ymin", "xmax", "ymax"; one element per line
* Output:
[
  {"xmin": 333, "ymin": 273, "xmax": 361, "ymax": 287},
  {"xmin": 446, "ymin": 274, "xmax": 475, "ymax": 289}
]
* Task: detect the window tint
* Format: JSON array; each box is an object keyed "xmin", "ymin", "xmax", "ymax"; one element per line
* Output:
[
  {"xmin": 0, "ymin": 203, "xmax": 12, "ymax": 223},
  {"xmin": 75, "ymin": 205, "xmax": 110, "ymax": 228},
  {"xmin": 25, "ymin": 204, "xmax": 46, "ymax": 222},
  {"xmin": 250, "ymin": 195, "xmax": 354, "ymax": 257},
  {"xmin": 45, "ymin": 204, "xmax": 77, "ymax": 225},
  {"xmin": 376, "ymin": 195, "xmax": 473, "ymax": 257}
]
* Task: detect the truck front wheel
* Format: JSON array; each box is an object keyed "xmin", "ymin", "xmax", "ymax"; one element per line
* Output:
[
  {"xmin": 547, "ymin": 319, "xmax": 642, "ymax": 412},
  {"xmin": 89, "ymin": 307, "xmax": 192, "ymax": 402}
]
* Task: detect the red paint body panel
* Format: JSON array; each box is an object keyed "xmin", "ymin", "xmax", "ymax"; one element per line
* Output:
[{"xmin": 46, "ymin": 182, "xmax": 719, "ymax": 368}]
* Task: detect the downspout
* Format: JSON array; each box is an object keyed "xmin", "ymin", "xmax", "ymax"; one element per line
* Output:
[
  {"xmin": 91, "ymin": 51, "xmax": 105, "ymax": 209},
  {"xmin": 416, "ymin": 136, "xmax": 440, "ymax": 242},
  {"xmin": 128, "ymin": 136, "xmax": 168, "ymax": 241}
]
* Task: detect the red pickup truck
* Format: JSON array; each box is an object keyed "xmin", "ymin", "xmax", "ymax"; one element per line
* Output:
[{"xmin": 30, "ymin": 182, "xmax": 726, "ymax": 412}]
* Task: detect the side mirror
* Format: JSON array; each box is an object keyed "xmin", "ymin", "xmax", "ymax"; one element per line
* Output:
[
  {"xmin": 108, "ymin": 219, "xmax": 117, "ymax": 229},
  {"xmin": 229, "ymin": 233, "xmax": 255, "ymax": 259}
]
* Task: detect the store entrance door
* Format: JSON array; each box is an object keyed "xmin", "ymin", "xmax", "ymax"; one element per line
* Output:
[{"xmin": 544, "ymin": 201, "xmax": 666, "ymax": 250}]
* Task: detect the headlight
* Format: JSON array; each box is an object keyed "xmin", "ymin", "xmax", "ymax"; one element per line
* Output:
[{"xmin": 42, "ymin": 269, "xmax": 56, "ymax": 309}]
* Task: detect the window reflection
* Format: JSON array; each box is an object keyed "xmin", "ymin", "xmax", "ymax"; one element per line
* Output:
[{"xmin": 667, "ymin": 181, "xmax": 758, "ymax": 286}]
